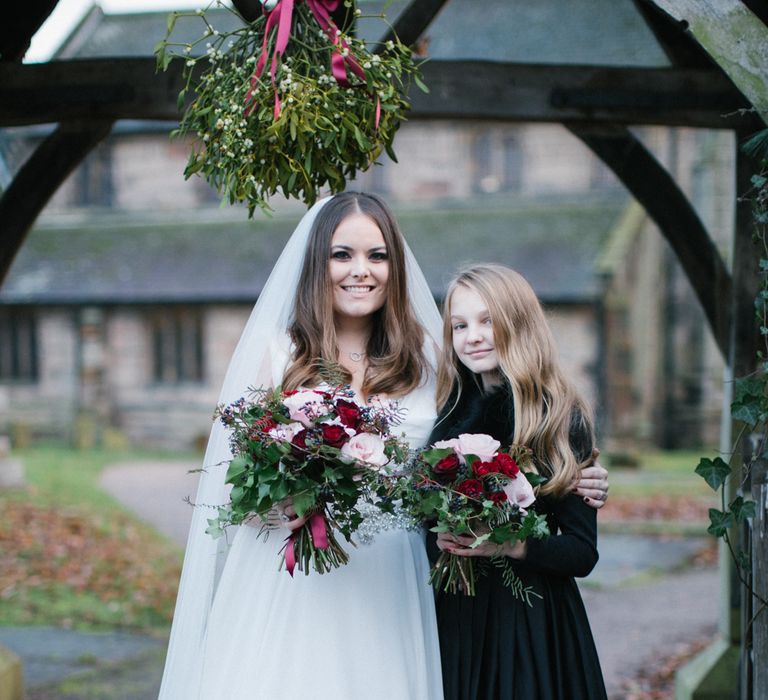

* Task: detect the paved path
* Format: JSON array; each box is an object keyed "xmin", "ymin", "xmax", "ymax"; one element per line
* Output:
[
  {"xmin": 1, "ymin": 461, "xmax": 721, "ymax": 699},
  {"xmin": 100, "ymin": 460, "xmax": 200, "ymax": 546}
]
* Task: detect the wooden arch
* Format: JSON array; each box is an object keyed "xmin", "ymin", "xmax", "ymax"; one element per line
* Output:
[{"xmin": 1, "ymin": 0, "xmax": 764, "ymax": 361}]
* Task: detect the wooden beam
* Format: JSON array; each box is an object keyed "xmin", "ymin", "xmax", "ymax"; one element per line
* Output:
[
  {"xmin": 651, "ymin": 0, "xmax": 768, "ymax": 125},
  {"xmin": 231, "ymin": 0, "xmax": 353, "ymax": 28},
  {"xmin": 633, "ymin": 0, "xmax": 715, "ymax": 67},
  {"xmin": 379, "ymin": 0, "xmax": 450, "ymax": 47},
  {"xmin": 412, "ymin": 60, "xmax": 757, "ymax": 129},
  {"xmin": 0, "ymin": 58, "xmax": 757, "ymax": 129},
  {"xmin": 0, "ymin": 119, "xmax": 113, "ymax": 285},
  {"xmin": 742, "ymin": 0, "xmax": 768, "ymax": 27},
  {"xmin": 568, "ymin": 123, "xmax": 732, "ymax": 357},
  {"xmin": 0, "ymin": 0, "xmax": 59, "ymax": 62}
]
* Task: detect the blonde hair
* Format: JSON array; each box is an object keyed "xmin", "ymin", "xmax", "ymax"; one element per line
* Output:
[
  {"xmin": 436, "ymin": 264, "xmax": 593, "ymax": 497},
  {"xmin": 283, "ymin": 192, "xmax": 427, "ymax": 397}
]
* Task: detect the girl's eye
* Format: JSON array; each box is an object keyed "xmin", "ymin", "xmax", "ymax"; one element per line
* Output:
[
  {"xmin": 483, "ymin": 318, "xmax": 492, "ymax": 325},
  {"xmin": 331, "ymin": 250, "xmax": 350, "ymax": 260},
  {"xmin": 452, "ymin": 323, "xmax": 466, "ymax": 331},
  {"xmin": 370, "ymin": 252, "xmax": 388, "ymax": 261}
]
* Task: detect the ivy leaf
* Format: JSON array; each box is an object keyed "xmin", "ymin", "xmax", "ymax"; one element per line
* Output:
[
  {"xmin": 226, "ymin": 455, "xmax": 251, "ymax": 482},
  {"xmin": 414, "ymin": 73, "xmax": 430, "ymax": 93},
  {"xmin": 736, "ymin": 550, "xmax": 752, "ymax": 572},
  {"xmin": 729, "ymin": 496, "xmax": 756, "ymax": 523},
  {"xmin": 292, "ymin": 491, "xmax": 315, "ymax": 517},
  {"xmin": 731, "ymin": 399, "xmax": 763, "ymax": 426},
  {"xmin": 707, "ymin": 508, "xmax": 734, "ymax": 537},
  {"xmin": 694, "ymin": 457, "xmax": 731, "ymax": 491}
]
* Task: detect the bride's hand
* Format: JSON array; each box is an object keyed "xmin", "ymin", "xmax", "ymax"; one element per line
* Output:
[
  {"xmin": 243, "ymin": 499, "xmax": 309, "ymax": 531},
  {"xmin": 574, "ymin": 447, "xmax": 609, "ymax": 508},
  {"xmin": 278, "ymin": 498, "xmax": 309, "ymax": 532}
]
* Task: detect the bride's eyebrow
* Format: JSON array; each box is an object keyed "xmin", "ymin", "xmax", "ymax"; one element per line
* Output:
[{"xmin": 330, "ymin": 244, "xmax": 388, "ymax": 252}]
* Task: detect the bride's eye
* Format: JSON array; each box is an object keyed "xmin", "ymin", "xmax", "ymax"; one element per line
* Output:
[
  {"xmin": 370, "ymin": 251, "xmax": 388, "ymax": 261},
  {"xmin": 331, "ymin": 250, "xmax": 351, "ymax": 260}
]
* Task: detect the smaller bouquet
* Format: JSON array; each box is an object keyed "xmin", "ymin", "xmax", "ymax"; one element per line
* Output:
[
  {"xmin": 211, "ymin": 385, "xmax": 407, "ymax": 576},
  {"xmin": 401, "ymin": 433, "xmax": 549, "ymax": 600}
]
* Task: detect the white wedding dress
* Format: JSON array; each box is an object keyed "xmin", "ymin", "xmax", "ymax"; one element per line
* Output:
[{"xmin": 196, "ymin": 341, "xmax": 443, "ymax": 699}]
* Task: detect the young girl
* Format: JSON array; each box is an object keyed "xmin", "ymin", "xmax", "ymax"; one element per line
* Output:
[{"xmin": 428, "ymin": 263, "xmax": 607, "ymax": 700}]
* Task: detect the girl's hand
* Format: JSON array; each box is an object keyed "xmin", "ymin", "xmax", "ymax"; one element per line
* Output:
[
  {"xmin": 436, "ymin": 531, "xmax": 527, "ymax": 559},
  {"xmin": 574, "ymin": 447, "xmax": 609, "ymax": 508}
]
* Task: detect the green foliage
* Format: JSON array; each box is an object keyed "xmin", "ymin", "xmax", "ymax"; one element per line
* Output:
[
  {"xmin": 694, "ymin": 140, "xmax": 768, "ymax": 604},
  {"xmin": 694, "ymin": 457, "xmax": 732, "ymax": 491},
  {"xmin": 155, "ymin": 4, "xmax": 426, "ymax": 215}
]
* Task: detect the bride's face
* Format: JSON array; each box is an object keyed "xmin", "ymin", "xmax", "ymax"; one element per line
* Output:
[{"xmin": 329, "ymin": 212, "xmax": 390, "ymax": 322}]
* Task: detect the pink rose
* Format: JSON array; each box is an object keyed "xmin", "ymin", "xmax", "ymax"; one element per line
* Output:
[
  {"xmin": 340, "ymin": 433, "xmax": 388, "ymax": 468},
  {"xmin": 282, "ymin": 390, "xmax": 327, "ymax": 426},
  {"xmin": 267, "ymin": 421, "xmax": 304, "ymax": 442},
  {"xmin": 502, "ymin": 474, "xmax": 536, "ymax": 509},
  {"xmin": 457, "ymin": 433, "xmax": 501, "ymax": 462},
  {"xmin": 433, "ymin": 438, "xmax": 461, "ymax": 451}
]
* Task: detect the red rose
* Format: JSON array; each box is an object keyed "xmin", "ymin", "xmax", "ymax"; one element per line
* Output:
[
  {"xmin": 495, "ymin": 453, "xmax": 520, "ymax": 477},
  {"xmin": 433, "ymin": 453, "xmax": 460, "ymax": 481},
  {"xmin": 472, "ymin": 459, "xmax": 494, "ymax": 477},
  {"xmin": 254, "ymin": 414, "xmax": 277, "ymax": 433},
  {"xmin": 291, "ymin": 429, "xmax": 309, "ymax": 456},
  {"xmin": 335, "ymin": 399, "xmax": 362, "ymax": 430},
  {"xmin": 321, "ymin": 423, "xmax": 350, "ymax": 448},
  {"xmin": 455, "ymin": 479, "xmax": 484, "ymax": 500},
  {"xmin": 489, "ymin": 491, "xmax": 508, "ymax": 505}
]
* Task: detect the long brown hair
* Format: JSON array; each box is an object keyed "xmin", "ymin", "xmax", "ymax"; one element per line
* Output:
[
  {"xmin": 283, "ymin": 192, "xmax": 427, "ymax": 397},
  {"xmin": 436, "ymin": 264, "xmax": 593, "ymax": 497}
]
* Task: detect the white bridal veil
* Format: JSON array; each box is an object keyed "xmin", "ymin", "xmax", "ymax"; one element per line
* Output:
[{"xmin": 159, "ymin": 195, "xmax": 442, "ymax": 699}]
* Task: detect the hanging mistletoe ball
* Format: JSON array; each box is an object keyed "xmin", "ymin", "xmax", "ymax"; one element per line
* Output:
[{"xmin": 156, "ymin": 0, "xmax": 427, "ymax": 215}]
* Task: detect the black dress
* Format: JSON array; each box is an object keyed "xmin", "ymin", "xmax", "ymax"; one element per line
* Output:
[{"xmin": 427, "ymin": 381, "xmax": 607, "ymax": 700}]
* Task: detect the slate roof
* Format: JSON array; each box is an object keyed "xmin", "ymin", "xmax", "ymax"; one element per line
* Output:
[
  {"xmin": 54, "ymin": 0, "xmax": 668, "ymax": 67},
  {"xmin": 0, "ymin": 198, "xmax": 625, "ymax": 306}
]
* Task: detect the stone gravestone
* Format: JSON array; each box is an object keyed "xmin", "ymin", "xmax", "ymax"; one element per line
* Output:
[{"xmin": 0, "ymin": 435, "xmax": 24, "ymax": 487}]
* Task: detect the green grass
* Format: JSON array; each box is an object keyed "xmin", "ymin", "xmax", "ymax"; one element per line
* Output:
[
  {"xmin": 604, "ymin": 449, "xmax": 717, "ymax": 498},
  {"xmin": 16, "ymin": 444, "xmax": 201, "ymax": 512},
  {"xmin": 1, "ymin": 444, "xmax": 201, "ymax": 631}
]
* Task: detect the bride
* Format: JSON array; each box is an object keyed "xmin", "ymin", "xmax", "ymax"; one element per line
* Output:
[
  {"xmin": 159, "ymin": 192, "xmax": 608, "ymax": 699},
  {"xmin": 160, "ymin": 192, "xmax": 444, "ymax": 699}
]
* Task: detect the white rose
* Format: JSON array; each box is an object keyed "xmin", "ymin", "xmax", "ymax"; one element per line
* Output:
[
  {"xmin": 502, "ymin": 474, "xmax": 536, "ymax": 510},
  {"xmin": 340, "ymin": 433, "xmax": 388, "ymax": 468},
  {"xmin": 282, "ymin": 390, "xmax": 326, "ymax": 427},
  {"xmin": 456, "ymin": 433, "xmax": 501, "ymax": 462},
  {"xmin": 267, "ymin": 421, "xmax": 304, "ymax": 442}
]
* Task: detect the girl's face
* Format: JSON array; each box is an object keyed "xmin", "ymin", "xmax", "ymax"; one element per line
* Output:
[
  {"xmin": 329, "ymin": 213, "xmax": 390, "ymax": 323},
  {"xmin": 450, "ymin": 285, "xmax": 501, "ymax": 386}
]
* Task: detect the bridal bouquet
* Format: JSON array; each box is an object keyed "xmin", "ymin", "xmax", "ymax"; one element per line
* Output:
[
  {"xmin": 211, "ymin": 385, "xmax": 407, "ymax": 575},
  {"xmin": 401, "ymin": 434, "xmax": 550, "ymax": 600}
]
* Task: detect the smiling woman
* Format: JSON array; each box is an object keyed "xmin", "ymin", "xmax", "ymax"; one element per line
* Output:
[
  {"xmin": 159, "ymin": 193, "xmax": 445, "ymax": 699},
  {"xmin": 329, "ymin": 213, "xmax": 390, "ymax": 327}
]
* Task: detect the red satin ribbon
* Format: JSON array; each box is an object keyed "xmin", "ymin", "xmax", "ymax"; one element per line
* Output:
[
  {"xmin": 284, "ymin": 511, "xmax": 330, "ymax": 577},
  {"xmin": 244, "ymin": 0, "xmax": 374, "ymax": 121}
]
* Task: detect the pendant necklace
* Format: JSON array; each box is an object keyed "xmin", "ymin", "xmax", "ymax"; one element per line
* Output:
[{"xmin": 348, "ymin": 351, "xmax": 366, "ymax": 362}]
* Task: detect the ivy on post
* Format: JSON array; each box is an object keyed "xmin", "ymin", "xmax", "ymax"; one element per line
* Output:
[
  {"xmin": 154, "ymin": 0, "xmax": 427, "ymax": 216},
  {"xmin": 694, "ymin": 127, "xmax": 768, "ymax": 698}
]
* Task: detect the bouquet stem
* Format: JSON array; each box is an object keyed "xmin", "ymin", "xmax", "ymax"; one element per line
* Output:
[
  {"xmin": 429, "ymin": 552, "xmax": 476, "ymax": 596},
  {"xmin": 282, "ymin": 512, "xmax": 350, "ymax": 576}
]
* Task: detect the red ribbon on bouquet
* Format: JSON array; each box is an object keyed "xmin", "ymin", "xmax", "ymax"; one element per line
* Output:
[
  {"xmin": 244, "ymin": 0, "xmax": 379, "ymax": 126},
  {"xmin": 284, "ymin": 511, "xmax": 330, "ymax": 577}
]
